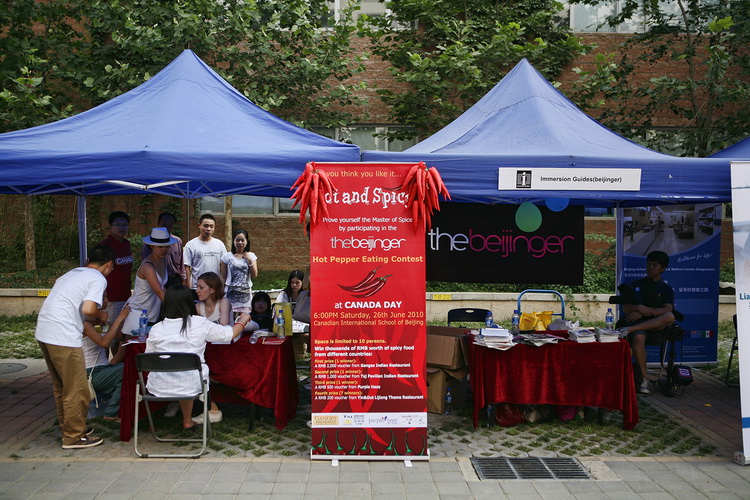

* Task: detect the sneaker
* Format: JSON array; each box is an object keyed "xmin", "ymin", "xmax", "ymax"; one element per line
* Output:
[
  {"xmin": 638, "ymin": 379, "xmax": 651, "ymax": 394},
  {"xmin": 62, "ymin": 434, "xmax": 104, "ymax": 449},
  {"xmin": 85, "ymin": 426, "xmax": 94, "ymax": 436},
  {"xmin": 192, "ymin": 410, "xmax": 222, "ymax": 424},
  {"xmin": 164, "ymin": 402, "xmax": 179, "ymax": 418}
]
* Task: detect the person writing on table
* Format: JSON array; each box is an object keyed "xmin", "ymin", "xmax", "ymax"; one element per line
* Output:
[
  {"xmin": 145, "ymin": 286, "xmax": 250, "ymax": 430},
  {"xmin": 616, "ymin": 250, "xmax": 676, "ymax": 395},
  {"xmin": 123, "ymin": 228, "xmax": 175, "ymax": 335}
]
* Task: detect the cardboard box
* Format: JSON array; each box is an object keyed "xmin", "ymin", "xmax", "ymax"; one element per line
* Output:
[
  {"xmin": 426, "ymin": 367, "xmax": 470, "ymax": 414},
  {"xmin": 426, "ymin": 326, "xmax": 471, "ymax": 370}
]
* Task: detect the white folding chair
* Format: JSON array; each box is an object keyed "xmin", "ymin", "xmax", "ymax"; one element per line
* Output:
[{"xmin": 134, "ymin": 352, "xmax": 211, "ymax": 458}]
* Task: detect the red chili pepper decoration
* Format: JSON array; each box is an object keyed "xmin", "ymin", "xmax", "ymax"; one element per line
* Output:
[
  {"xmin": 397, "ymin": 162, "xmax": 451, "ymax": 233},
  {"xmin": 338, "ymin": 266, "xmax": 382, "ymax": 291},
  {"xmin": 290, "ymin": 162, "xmax": 337, "ymax": 226},
  {"xmin": 352, "ymin": 275, "xmax": 392, "ymax": 298}
]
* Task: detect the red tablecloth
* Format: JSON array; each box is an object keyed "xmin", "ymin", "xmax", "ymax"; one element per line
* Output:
[
  {"xmin": 470, "ymin": 339, "xmax": 639, "ymax": 430},
  {"xmin": 119, "ymin": 336, "xmax": 299, "ymax": 441}
]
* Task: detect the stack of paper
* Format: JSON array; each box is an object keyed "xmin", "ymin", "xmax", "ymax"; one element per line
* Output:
[
  {"xmin": 473, "ymin": 327, "xmax": 515, "ymax": 350},
  {"xmin": 519, "ymin": 333, "xmax": 565, "ymax": 347},
  {"xmin": 594, "ymin": 327, "xmax": 622, "ymax": 343},
  {"xmin": 568, "ymin": 327, "xmax": 597, "ymax": 343}
]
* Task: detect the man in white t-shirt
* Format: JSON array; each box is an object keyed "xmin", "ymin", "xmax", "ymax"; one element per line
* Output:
[
  {"xmin": 183, "ymin": 214, "xmax": 227, "ymax": 293},
  {"xmin": 35, "ymin": 244, "xmax": 115, "ymax": 449}
]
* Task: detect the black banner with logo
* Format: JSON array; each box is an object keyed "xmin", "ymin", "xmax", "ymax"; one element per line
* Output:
[{"xmin": 426, "ymin": 203, "xmax": 584, "ymax": 284}]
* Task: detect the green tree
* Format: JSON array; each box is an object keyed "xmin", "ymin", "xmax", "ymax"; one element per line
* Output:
[
  {"xmin": 360, "ymin": 0, "xmax": 587, "ymax": 141},
  {"xmin": 570, "ymin": 0, "xmax": 750, "ymax": 156},
  {"xmin": 0, "ymin": 0, "xmax": 367, "ymax": 133}
]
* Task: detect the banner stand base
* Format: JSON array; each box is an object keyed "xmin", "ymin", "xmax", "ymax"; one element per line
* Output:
[
  {"xmin": 310, "ymin": 448, "xmax": 430, "ymax": 465},
  {"xmin": 734, "ymin": 451, "xmax": 749, "ymax": 466}
]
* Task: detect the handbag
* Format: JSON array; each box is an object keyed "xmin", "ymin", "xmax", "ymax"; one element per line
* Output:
[
  {"xmin": 495, "ymin": 402, "xmax": 524, "ymax": 427},
  {"xmin": 87, "ymin": 368, "xmax": 98, "ymax": 407}
]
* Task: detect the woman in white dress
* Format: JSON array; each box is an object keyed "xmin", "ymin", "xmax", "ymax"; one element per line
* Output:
[
  {"xmin": 221, "ymin": 229, "xmax": 257, "ymax": 313},
  {"xmin": 123, "ymin": 227, "xmax": 175, "ymax": 335},
  {"xmin": 145, "ymin": 285, "xmax": 250, "ymax": 429}
]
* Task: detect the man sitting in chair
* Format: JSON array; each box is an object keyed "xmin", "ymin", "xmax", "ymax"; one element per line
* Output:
[{"xmin": 616, "ymin": 250, "xmax": 675, "ymax": 395}]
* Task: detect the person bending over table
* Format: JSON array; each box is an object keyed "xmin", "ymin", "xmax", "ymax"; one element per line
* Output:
[
  {"xmin": 616, "ymin": 250, "xmax": 675, "ymax": 395},
  {"xmin": 145, "ymin": 285, "xmax": 250, "ymax": 430},
  {"xmin": 82, "ymin": 298, "xmax": 130, "ymax": 422}
]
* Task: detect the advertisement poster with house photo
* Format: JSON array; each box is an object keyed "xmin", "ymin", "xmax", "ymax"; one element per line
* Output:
[{"xmin": 620, "ymin": 204, "xmax": 721, "ymax": 364}]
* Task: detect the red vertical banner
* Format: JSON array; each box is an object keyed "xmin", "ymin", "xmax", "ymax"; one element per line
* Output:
[{"xmin": 308, "ymin": 162, "xmax": 428, "ymax": 459}]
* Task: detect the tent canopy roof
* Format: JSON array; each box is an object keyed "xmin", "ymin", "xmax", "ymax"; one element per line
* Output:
[
  {"xmin": 0, "ymin": 50, "xmax": 360, "ymax": 198},
  {"xmin": 363, "ymin": 59, "xmax": 730, "ymax": 207},
  {"xmin": 712, "ymin": 136, "xmax": 750, "ymax": 159}
]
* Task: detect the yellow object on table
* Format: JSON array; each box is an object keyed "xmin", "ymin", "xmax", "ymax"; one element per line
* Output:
[{"xmin": 520, "ymin": 311, "xmax": 554, "ymax": 331}]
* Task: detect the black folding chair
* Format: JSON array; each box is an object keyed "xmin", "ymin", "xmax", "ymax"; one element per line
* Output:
[
  {"xmin": 447, "ymin": 308, "xmax": 492, "ymax": 327},
  {"xmin": 134, "ymin": 352, "xmax": 211, "ymax": 458}
]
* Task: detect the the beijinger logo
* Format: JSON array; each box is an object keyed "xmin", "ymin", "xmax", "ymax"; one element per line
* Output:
[
  {"xmin": 427, "ymin": 227, "xmax": 574, "ymax": 258},
  {"xmin": 330, "ymin": 235, "xmax": 406, "ymax": 252},
  {"xmin": 516, "ymin": 170, "xmax": 532, "ymax": 189}
]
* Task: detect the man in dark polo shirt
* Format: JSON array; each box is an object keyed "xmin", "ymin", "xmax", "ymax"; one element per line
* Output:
[{"xmin": 617, "ymin": 250, "xmax": 675, "ymax": 394}]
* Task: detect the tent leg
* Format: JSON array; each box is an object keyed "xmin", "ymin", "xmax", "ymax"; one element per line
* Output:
[{"xmin": 78, "ymin": 195, "xmax": 87, "ymax": 266}]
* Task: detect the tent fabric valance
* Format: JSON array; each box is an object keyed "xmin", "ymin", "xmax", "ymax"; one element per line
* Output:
[
  {"xmin": 362, "ymin": 59, "xmax": 731, "ymax": 207},
  {"xmin": 0, "ymin": 50, "xmax": 360, "ymax": 198}
]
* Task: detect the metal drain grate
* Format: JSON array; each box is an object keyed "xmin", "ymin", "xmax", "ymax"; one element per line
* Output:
[
  {"xmin": 0, "ymin": 362, "xmax": 27, "ymax": 374},
  {"xmin": 471, "ymin": 457, "xmax": 590, "ymax": 480}
]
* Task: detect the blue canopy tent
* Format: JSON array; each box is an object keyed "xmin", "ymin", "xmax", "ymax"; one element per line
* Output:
[
  {"xmin": 362, "ymin": 58, "xmax": 731, "ymax": 207},
  {"xmin": 0, "ymin": 49, "xmax": 360, "ymax": 260},
  {"xmin": 712, "ymin": 136, "xmax": 750, "ymax": 159}
]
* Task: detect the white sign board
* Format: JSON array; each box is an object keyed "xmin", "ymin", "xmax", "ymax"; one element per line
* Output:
[
  {"xmin": 498, "ymin": 168, "xmax": 641, "ymax": 191},
  {"xmin": 730, "ymin": 161, "xmax": 750, "ymax": 465}
]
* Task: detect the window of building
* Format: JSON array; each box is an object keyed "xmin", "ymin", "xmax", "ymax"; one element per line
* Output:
[
  {"xmin": 198, "ymin": 125, "xmax": 416, "ymax": 215},
  {"xmin": 566, "ymin": 0, "xmax": 683, "ymax": 33}
]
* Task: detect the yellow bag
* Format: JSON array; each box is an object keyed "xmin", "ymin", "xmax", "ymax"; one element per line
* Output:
[{"xmin": 519, "ymin": 311, "xmax": 554, "ymax": 331}]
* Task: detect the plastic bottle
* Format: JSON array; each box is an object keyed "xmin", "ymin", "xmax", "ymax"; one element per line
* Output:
[
  {"xmin": 249, "ymin": 331, "xmax": 259, "ymax": 344},
  {"xmin": 275, "ymin": 307, "xmax": 286, "ymax": 339},
  {"xmin": 510, "ymin": 309, "xmax": 521, "ymax": 335},
  {"xmin": 485, "ymin": 311, "xmax": 494, "ymax": 328},
  {"xmin": 444, "ymin": 387, "xmax": 452, "ymax": 415},
  {"xmin": 605, "ymin": 308, "xmax": 615, "ymax": 329},
  {"xmin": 138, "ymin": 309, "xmax": 148, "ymax": 341}
]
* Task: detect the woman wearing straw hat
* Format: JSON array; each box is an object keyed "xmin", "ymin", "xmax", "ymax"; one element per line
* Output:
[{"xmin": 122, "ymin": 228, "xmax": 178, "ymax": 335}]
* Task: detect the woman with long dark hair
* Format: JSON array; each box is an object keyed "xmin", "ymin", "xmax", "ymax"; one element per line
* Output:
[
  {"xmin": 145, "ymin": 286, "xmax": 250, "ymax": 429},
  {"xmin": 275, "ymin": 270, "xmax": 304, "ymax": 312},
  {"xmin": 221, "ymin": 228, "xmax": 257, "ymax": 313}
]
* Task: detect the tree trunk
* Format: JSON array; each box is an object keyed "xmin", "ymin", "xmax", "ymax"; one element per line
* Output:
[
  {"xmin": 224, "ymin": 196, "xmax": 233, "ymax": 249},
  {"xmin": 24, "ymin": 196, "xmax": 36, "ymax": 271}
]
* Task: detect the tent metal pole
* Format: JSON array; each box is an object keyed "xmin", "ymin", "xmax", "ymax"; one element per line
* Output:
[
  {"xmin": 615, "ymin": 201, "xmax": 622, "ymax": 292},
  {"xmin": 77, "ymin": 195, "xmax": 87, "ymax": 266}
]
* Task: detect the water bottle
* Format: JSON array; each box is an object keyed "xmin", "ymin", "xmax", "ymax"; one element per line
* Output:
[
  {"xmin": 485, "ymin": 311, "xmax": 494, "ymax": 328},
  {"xmin": 511, "ymin": 309, "xmax": 521, "ymax": 335},
  {"xmin": 275, "ymin": 307, "xmax": 286, "ymax": 339},
  {"xmin": 444, "ymin": 387, "xmax": 452, "ymax": 415},
  {"xmin": 138, "ymin": 309, "xmax": 148, "ymax": 341},
  {"xmin": 605, "ymin": 308, "xmax": 615, "ymax": 329},
  {"xmin": 249, "ymin": 331, "xmax": 259, "ymax": 344}
]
